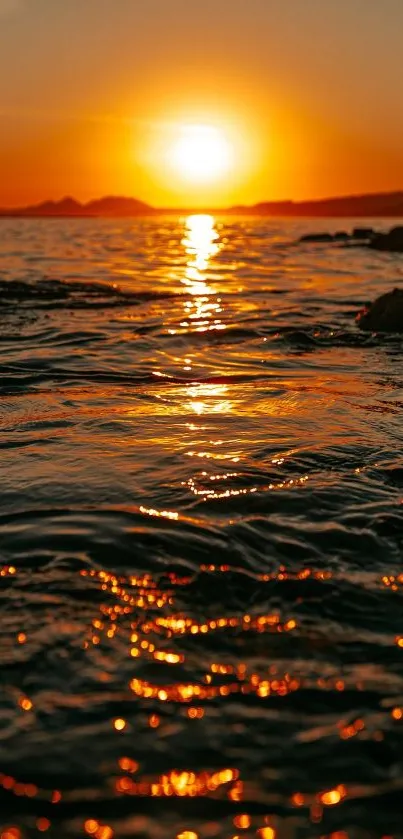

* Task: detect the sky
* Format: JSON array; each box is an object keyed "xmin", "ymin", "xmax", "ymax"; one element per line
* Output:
[{"xmin": 1, "ymin": 0, "xmax": 403, "ymax": 207}]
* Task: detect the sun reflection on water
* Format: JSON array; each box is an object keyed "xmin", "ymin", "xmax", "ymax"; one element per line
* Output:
[
  {"xmin": 185, "ymin": 382, "xmax": 233, "ymax": 416},
  {"xmin": 183, "ymin": 214, "xmax": 220, "ymax": 278},
  {"xmin": 2, "ymin": 556, "xmax": 399, "ymax": 838},
  {"xmin": 177, "ymin": 215, "xmax": 225, "ymax": 334}
]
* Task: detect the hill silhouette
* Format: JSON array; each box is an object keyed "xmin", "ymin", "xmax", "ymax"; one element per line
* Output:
[
  {"xmin": 1, "ymin": 191, "xmax": 403, "ymax": 217},
  {"xmin": 229, "ymin": 192, "xmax": 403, "ymax": 217},
  {"xmin": 0, "ymin": 195, "xmax": 156, "ymax": 217}
]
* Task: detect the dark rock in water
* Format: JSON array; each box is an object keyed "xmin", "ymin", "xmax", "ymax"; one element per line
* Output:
[
  {"xmin": 357, "ymin": 288, "xmax": 403, "ymax": 332},
  {"xmin": 298, "ymin": 224, "xmax": 403, "ymax": 250},
  {"xmin": 352, "ymin": 227, "xmax": 375, "ymax": 239},
  {"xmin": 369, "ymin": 226, "xmax": 403, "ymax": 252},
  {"xmin": 299, "ymin": 229, "xmax": 373, "ymax": 244},
  {"xmin": 299, "ymin": 232, "xmax": 334, "ymax": 243}
]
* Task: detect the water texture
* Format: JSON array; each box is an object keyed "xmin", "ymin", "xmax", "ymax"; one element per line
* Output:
[{"xmin": 1, "ymin": 215, "xmax": 403, "ymax": 839}]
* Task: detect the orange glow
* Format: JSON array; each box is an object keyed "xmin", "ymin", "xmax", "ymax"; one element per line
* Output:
[
  {"xmin": 96, "ymin": 827, "xmax": 113, "ymax": 839},
  {"xmin": 169, "ymin": 124, "xmax": 234, "ymax": 183},
  {"xmin": 36, "ymin": 819, "xmax": 51, "ymax": 832},
  {"xmin": 118, "ymin": 757, "xmax": 139, "ymax": 773},
  {"xmin": 19, "ymin": 697, "xmax": 33, "ymax": 712},
  {"xmin": 1, "ymin": 566, "xmax": 16, "ymax": 576},
  {"xmin": 136, "ymin": 106, "xmax": 257, "ymax": 207},
  {"xmin": 187, "ymin": 707, "xmax": 204, "ymax": 719},
  {"xmin": 340, "ymin": 718, "xmax": 365, "ymax": 740},
  {"xmin": 234, "ymin": 815, "xmax": 251, "ymax": 829},
  {"xmin": 228, "ymin": 780, "xmax": 244, "ymax": 802},
  {"xmin": 257, "ymin": 829, "xmax": 276, "ymax": 839},
  {"xmin": 114, "ymin": 768, "xmax": 239, "ymax": 799},
  {"xmin": 321, "ymin": 789, "xmax": 342, "ymax": 806},
  {"xmin": 85, "ymin": 821, "xmax": 99, "ymax": 835},
  {"xmin": 3, "ymin": 0, "xmax": 403, "ymax": 209},
  {"xmin": 113, "ymin": 718, "xmax": 127, "ymax": 731},
  {"xmin": 116, "ymin": 776, "xmax": 134, "ymax": 794}
]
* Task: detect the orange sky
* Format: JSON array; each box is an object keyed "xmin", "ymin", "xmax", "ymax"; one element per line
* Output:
[{"xmin": 1, "ymin": 0, "xmax": 403, "ymax": 207}]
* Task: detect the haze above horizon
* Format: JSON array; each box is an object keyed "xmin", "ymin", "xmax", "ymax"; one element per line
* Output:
[{"xmin": 1, "ymin": 0, "xmax": 403, "ymax": 208}]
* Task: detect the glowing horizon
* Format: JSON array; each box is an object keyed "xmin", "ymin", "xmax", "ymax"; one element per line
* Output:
[{"xmin": 1, "ymin": 0, "xmax": 403, "ymax": 208}]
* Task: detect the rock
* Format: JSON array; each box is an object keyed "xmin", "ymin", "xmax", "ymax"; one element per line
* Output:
[
  {"xmin": 298, "ymin": 225, "xmax": 403, "ymax": 250},
  {"xmin": 299, "ymin": 229, "xmax": 373, "ymax": 244},
  {"xmin": 299, "ymin": 232, "xmax": 335, "ymax": 243},
  {"xmin": 352, "ymin": 227, "xmax": 375, "ymax": 239},
  {"xmin": 369, "ymin": 226, "xmax": 403, "ymax": 252},
  {"xmin": 357, "ymin": 288, "xmax": 403, "ymax": 332}
]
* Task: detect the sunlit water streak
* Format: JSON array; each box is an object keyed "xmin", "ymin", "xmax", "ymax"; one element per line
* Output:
[{"xmin": 0, "ymin": 215, "xmax": 403, "ymax": 839}]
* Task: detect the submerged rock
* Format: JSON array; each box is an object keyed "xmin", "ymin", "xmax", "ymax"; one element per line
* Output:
[
  {"xmin": 299, "ymin": 232, "xmax": 334, "ymax": 243},
  {"xmin": 298, "ymin": 228, "xmax": 375, "ymax": 245},
  {"xmin": 357, "ymin": 288, "xmax": 403, "ymax": 332},
  {"xmin": 352, "ymin": 227, "xmax": 375, "ymax": 239},
  {"xmin": 369, "ymin": 226, "xmax": 403, "ymax": 252}
]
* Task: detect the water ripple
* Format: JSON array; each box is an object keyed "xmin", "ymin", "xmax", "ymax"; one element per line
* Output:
[{"xmin": 0, "ymin": 216, "xmax": 402, "ymax": 839}]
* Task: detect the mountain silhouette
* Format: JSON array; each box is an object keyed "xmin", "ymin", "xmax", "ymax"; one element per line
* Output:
[
  {"xmin": 232, "ymin": 192, "xmax": 403, "ymax": 217},
  {"xmin": 1, "ymin": 191, "xmax": 403, "ymax": 217},
  {"xmin": 85, "ymin": 196, "xmax": 155, "ymax": 216},
  {"xmin": 0, "ymin": 195, "xmax": 156, "ymax": 217}
]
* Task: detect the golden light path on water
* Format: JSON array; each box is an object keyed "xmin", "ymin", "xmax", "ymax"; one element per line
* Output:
[
  {"xmin": 180, "ymin": 215, "xmax": 232, "ymax": 417},
  {"xmin": 179, "ymin": 214, "xmax": 225, "ymax": 336},
  {"xmin": 2, "ymin": 216, "xmax": 403, "ymax": 839}
]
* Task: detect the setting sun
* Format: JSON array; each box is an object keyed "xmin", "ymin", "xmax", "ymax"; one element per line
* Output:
[
  {"xmin": 169, "ymin": 125, "xmax": 234, "ymax": 183},
  {"xmin": 1, "ymin": 4, "xmax": 403, "ymax": 839}
]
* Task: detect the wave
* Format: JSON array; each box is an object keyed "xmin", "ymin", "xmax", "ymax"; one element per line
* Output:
[{"xmin": 0, "ymin": 278, "xmax": 176, "ymax": 309}]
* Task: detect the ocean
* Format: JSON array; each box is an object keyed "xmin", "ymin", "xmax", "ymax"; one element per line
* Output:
[{"xmin": 1, "ymin": 214, "xmax": 403, "ymax": 839}]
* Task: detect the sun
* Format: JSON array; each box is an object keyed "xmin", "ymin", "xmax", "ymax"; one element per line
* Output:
[{"xmin": 169, "ymin": 124, "xmax": 234, "ymax": 183}]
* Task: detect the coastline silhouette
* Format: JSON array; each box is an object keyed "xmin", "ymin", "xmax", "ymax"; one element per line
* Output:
[{"xmin": 3, "ymin": 190, "xmax": 403, "ymax": 217}]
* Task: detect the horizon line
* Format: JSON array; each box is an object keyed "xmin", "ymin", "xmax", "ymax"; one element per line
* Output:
[{"xmin": 2, "ymin": 189, "xmax": 403, "ymax": 217}]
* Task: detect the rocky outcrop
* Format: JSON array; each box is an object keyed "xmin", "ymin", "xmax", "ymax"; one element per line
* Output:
[
  {"xmin": 357, "ymin": 288, "xmax": 403, "ymax": 332},
  {"xmin": 298, "ymin": 225, "xmax": 403, "ymax": 251},
  {"xmin": 299, "ymin": 228, "xmax": 376, "ymax": 245},
  {"xmin": 352, "ymin": 227, "xmax": 375, "ymax": 239},
  {"xmin": 369, "ymin": 226, "xmax": 403, "ymax": 253},
  {"xmin": 299, "ymin": 232, "xmax": 335, "ymax": 243}
]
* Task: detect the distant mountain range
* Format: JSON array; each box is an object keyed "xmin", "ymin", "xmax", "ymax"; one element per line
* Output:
[
  {"xmin": 231, "ymin": 192, "xmax": 403, "ymax": 217},
  {"xmin": 1, "ymin": 191, "xmax": 403, "ymax": 217},
  {"xmin": 0, "ymin": 196, "xmax": 155, "ymax": 217}
]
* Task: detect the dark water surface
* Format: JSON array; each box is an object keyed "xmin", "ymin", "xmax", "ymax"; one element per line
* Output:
[{"xmin": 1, "ymin": 216, "xmax": 403, "ymax": 839}]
